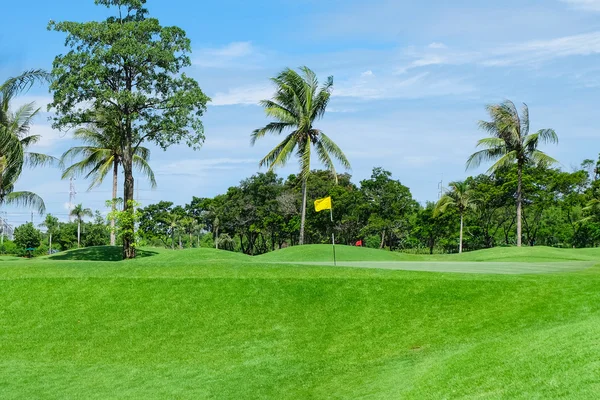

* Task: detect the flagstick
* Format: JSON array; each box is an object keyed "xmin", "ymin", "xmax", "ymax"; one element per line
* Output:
[{"xmin": 330, "ymin": 207, "xmax": 336, "ymax": 266}]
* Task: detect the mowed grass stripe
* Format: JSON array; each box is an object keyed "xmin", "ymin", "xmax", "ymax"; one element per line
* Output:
[{"xmin": 287, "ymin": 261, "xmax": 597, "ymax": 274}]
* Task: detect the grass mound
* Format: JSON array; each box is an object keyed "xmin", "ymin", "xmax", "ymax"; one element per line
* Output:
[
  {"xmin": 429, "ymin": 245, "xmax": 600, "ymax": 262},
  {"xmin": 47, "ymin": 246, "xmax": 158, "ymax": 261}
]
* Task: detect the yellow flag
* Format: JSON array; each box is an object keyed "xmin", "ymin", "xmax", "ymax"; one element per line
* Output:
[{"xmin": 314, "ymin": 196, "xmax": 332, "ymax": 212}]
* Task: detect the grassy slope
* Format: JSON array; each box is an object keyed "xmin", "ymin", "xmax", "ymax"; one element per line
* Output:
[
  {"xmin": 1, "ymin": 247, "xmax": 600, "ymax": 398},
  {"xmin": 257, "ymin": 244, "xmax": 600, "ymax": 263}
]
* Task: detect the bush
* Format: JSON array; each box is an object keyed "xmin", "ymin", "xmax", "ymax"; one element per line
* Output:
[
  {"xmin": 0, "ymin": 240, "xmax": 17, "ymax": 255},
  {"xmin": 14, "ymin": 223, "xmax": 42, "ymax": 254}
]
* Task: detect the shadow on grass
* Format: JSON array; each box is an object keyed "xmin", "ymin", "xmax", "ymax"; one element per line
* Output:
[{"xmin": 49, "ymin": 246, "xmax": 158, "ymax": 262}]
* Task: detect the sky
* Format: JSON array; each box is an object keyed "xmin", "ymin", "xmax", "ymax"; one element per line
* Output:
[{"xmin": 2, "ymin": 0, "xmax": 600, "ymax": 226}]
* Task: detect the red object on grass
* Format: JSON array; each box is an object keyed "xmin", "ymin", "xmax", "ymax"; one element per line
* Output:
[{"xmin": 355, "ymin": 240, "xmax": 363, "ymax": 247}]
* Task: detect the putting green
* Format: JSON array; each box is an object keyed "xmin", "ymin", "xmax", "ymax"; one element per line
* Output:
[{"xmin": 285, "ymin": 261, "xmax": 597, "ymax": 274}]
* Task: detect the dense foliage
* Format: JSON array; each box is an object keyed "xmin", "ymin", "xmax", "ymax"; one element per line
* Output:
[{"xmin": 136, "ymin": 155, "xmax": 600, "ymax": 255}]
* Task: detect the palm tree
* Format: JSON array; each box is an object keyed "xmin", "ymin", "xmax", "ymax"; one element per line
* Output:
[
  {"xmin": 39, "ymin": 214, "xmax": 59, "ymax": 254},
  {"xmin": 61, "ymin": 114, "xmax": 156, "ymax": 246},
  {"xmin": 251, "ymin": 66, "xmax": 351, "ymax": 245},
  {"xmin": 70, "ymin": 204, "xmax": 93, "ymax": 248},
  {"xmin": 434, "ymin": 181, "xmax": 475, "ymax": 253},
  {"xmin": 466, "ymin": 100, "xmax": 558, "ymax": 247},
  {"xmin": 166, "ymin": 212, "xmax": 182, "ymax": 250},
  {"xmin": 0, "ymin": 70, "xmax": 57, "ymax": 213}
]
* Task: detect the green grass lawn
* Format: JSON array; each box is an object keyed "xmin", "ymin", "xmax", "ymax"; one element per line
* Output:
[{"xmin": 1, "ymin": 245, "xmax": 600, "ymax": 398}]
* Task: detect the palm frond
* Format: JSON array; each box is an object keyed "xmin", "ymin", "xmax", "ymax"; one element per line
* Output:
[
  {"xmin": 24, "ymin": 152, "xmax": 61, "ymax": 169},
  {"xmin": 259, "ymin": 133, "xmax": 297, "ymax": 170},
  {"xmin": 133, "ymin": 155, "xmax": 157, "ymax": 188},
  {"xmin": 314, "ymin": 139, "xmax": 338, "ymax": 183},
  {"xmin": 520, "ymin": 103, "xmax": 530, "ymax": 136},
  {"xmin": 434, "ymin": 194, "xmax": 456, "ymax": 216},
  {"xmin": 318, "ymin": 132, "xmax": 351, "ymax": 170},
  {"xmin": 5, "ymin": 191, "xmax": 46, "ymax": 214},
  {"xmin": 466, "ymin": 148, "xmax": 506, "ymax": 170},
  {"xmin": 529, "ymin": 150, "xmax": 558, "ymax": 168},
  {"xmin": 487, "ymin": 150, "xmax": 518, "ymax": 173},
  {"xmin": 0, "ymin": 70, "xmax": 51, "ymax": 100},
  {"xmin": 251, "ymin": 122, "xmax": 294, "ymax": 145}
]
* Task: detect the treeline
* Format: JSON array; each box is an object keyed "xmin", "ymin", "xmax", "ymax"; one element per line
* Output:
[
  {"xmin": 136, "ymin": 156, "xmax": 600, "ymax": 255},
  {"xmin": 2, "ymin": 212, "xmax": 109, "ymax": 256}
]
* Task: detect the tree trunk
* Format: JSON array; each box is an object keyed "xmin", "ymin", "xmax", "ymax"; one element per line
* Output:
[
  {"xmin": 215, "ymin": 226, "xmax": 219, "ymax": 249},
  {"xmin": 171, "ymin": 231, "xmax": 175, "ymax": 250},
  {"xmin": 459, "ymin": 213, "xmax": 464, "ymax": 254},
  {"xmin": 379, "ymin": 230, "xmax": 385, "ymax": 249},
  {"xmin": 299, "ymin": 178, "xmax": 307, "ymax": 245},
  {"xmin": 516, "ymin": 164, "xmax": 523, "ymax": 247},
  {"xmin": 110, "ymin": 158, "xmax": 118, "ymax": 246},
  {"xmin": 179, "ymin": 233, "xmax": 182, "ymax": 249},
  {"xmin": 77, "ymin": 221, "xmax": 81, "ymax": 248},
  {"xmin": 122, "ymin": 146, "xmax": 136, "ymax": 259},
  {"xmin": 49, "ymin": 233, "xmax": 52, "ymax": 255},
  {"xmin": 189, "ymin": 232, "xmax": 192, "ymax": 248}
]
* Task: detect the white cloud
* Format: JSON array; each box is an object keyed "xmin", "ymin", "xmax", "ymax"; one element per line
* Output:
[
  {"xmin": 361, "ymin": 70, "xmax": 374, "ymax": 77},
  {"xmin": 209, "ymin": 42, "xmax": 254, "ymax": 58},
  {"xmin": 10, "ymin": 95, "xmax": 54, "ymax": 111},
  {"xmin": 193, "ymin": 41, "xmax": 260, "ymax": 68},
  {"xmin": 210, "ymin": 85, "xmax": 273, "ymax": 106},
  {"xmin": 560, "ymin": 0, "xmax": 600, "ymax": 11},
  {"xmin": 335, "ymin": 71, "xmax": 475, "ymax": 100},
  {"xmin": 396, "ymin": 31, "xmax": 600, "ymax": 71},
  {"xmin": 428, "ymin": 42, "xmax": 447, "ymax": 49},
  {"xmin": 485, "ymin": 31, "xmax": 600, "ymax": 65},
  {"xmin": 156, "ymin": 158, "xmax": 257, "ymax": 177},
  {"xmin": 28, "ymin": 124, "xmax": 72, "ymax": 151}
]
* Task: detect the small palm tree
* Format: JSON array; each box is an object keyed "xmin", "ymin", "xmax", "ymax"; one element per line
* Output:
[
  {"xmin": 70, "ymin": 204, "xmax": 93, "ymax": 248},
  {"xmin": 166, "ymin": 212, "xmax": 182, "ymax": 250},
  {"xmin": 0, "ymin": 70, "xmax": 57, "ymax": 213},
  {"xmin": 61, "ymin": 113, "xmax": 156, "ymax": 246},
  {"xmin": 434, "ymin": 181, "xmax": 475, "ymax": 253},
  {"xmin": 252, "ymin": 66, "xmax": 351, "ymax": 245},
  {"xmin": 467, "ymin": 100, "xmax": 558, "ymax": 247},
  {"xmin": 39, "ymin": 214, "xmax": 59, "ymax": 254}
]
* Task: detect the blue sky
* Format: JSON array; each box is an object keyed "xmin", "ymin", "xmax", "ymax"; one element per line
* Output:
[{"xmin": 2, "ymin": 0, "xmax": 600, "ymax": 225}]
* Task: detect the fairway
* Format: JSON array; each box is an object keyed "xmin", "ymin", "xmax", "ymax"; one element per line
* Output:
[
  {"xmin": 1, "ymin": 245, "xmax": 600, "ymax": 399},
  {"xmin": 289, "ymin": 260, "xmax": 597, "ymax": 274}
]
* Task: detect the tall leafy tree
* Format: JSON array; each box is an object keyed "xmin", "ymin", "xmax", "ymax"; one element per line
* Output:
[
  {"xmin": 61, "ymin": 113, "xmax": 156, "ymax": 246},
  {"xmin": 435, "ymin": 181, "xmax": 475, "ymax": 253},
  {"xmin": 1, "ymin": 70, "xmax": 56, "ymax": 213},
  {"xmin": 467, "ymin": 100, "xmax": 558, "ymax": 247},
  {"xmin": 252, "ymin": 66, "xmax": 350, "ymax": 245},
  {"xmin": 70, "ymin": 204, "xmax": 93, "ymax": 248},
  {"xmin": 39, "ymin": 214, "xmax": 59, "ymax": 254},
  {"xmin": 49, "ymin": 0, "xmax": 209, "ymax": 259}
]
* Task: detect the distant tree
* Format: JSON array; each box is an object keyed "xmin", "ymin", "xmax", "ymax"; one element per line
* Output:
[
  {"xmin": 252, "ymin": 66, "xmax": 350, "ymax": 245},
  {"xmin": 14, "ymin": 222, "xmax": 42, "ymax": 255},
  {"xmin": 70, "ymin": 204, "xmax": 93, "ymax": 248},
  {"xmin": 360, "ymin": 168, "xmax": 417, "ymax": 250},
  {"xmin": 467, "ymin": 100, "xmax": 558, "ymax": 246},
  {"xmin": 39, "ymin": 214, "xmax": 59, "ymax": 254},
  {"xmin": 49, "ymin": 0, "xmax": 209, "ymax": 259},
  {"xmin": 435, "ymin": 181, "xmax": 475, "ymax": 253},
  {"xmin": 61, "ymin": 111, "xmax": 156, "ymax": 246}
]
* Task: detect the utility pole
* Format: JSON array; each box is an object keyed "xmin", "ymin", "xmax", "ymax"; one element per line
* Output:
[
  {"xmin": 31, "ymin": 212, "xmax": 34, "ymax": 224},
  {"xmin": 69, "ymin": 177, "xmax": 77, "ymax": 221}
]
